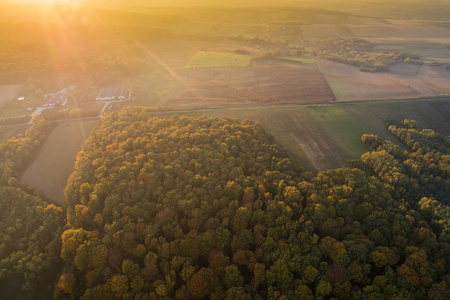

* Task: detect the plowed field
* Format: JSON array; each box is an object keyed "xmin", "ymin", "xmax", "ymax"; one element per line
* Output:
[{"xmin": 167, "ymin": 61, "xmax": 336, "ymax": 108}]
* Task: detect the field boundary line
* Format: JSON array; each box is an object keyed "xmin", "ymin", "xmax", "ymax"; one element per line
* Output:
[{"xmin": 0, "ymin": 97, "xmax": 449, "ymax": 128}]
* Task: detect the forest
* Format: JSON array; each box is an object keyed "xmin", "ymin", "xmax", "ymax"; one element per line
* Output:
[
  {"xmin": 0, "ymin": 120, "xmax": 66, "ymax": 299},
  {"xmin": 312, "ymin": 39, "xmax": 423, "ymax": 72},
  {"xmin": 31, "ymin": 109, "xmax": 446, "ymax": 299},
  {"xmin": 1, "ymin": 2, "xmax": 450, "ymax": 298}
]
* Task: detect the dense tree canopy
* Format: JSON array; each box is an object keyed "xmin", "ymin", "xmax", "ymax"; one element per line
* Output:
[
  {"xmin": 358, "ymin": 119, "xmax": 450, "ymax": 243},
  {"xmin": 0, "ymin": 119, "xmax": 49, "ymax": 183},
  {"xmin": 56, "ymin": 110, "xmax": 450, "ymax": 299},
  {"xmin": 0, "ymin": 120, "xmax": 66, "ymax": 299}
]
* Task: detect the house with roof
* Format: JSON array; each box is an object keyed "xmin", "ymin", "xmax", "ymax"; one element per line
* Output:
[
  {"xmin": 44, "ymin": 92, "xmax": 67, "ymax": 107},
  {"xmin": 96, "ymin": 88, "xmax": 131, "ymax": 101}
]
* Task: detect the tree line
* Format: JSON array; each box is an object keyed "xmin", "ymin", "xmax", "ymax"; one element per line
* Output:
[{"xmin": 312, "ymin": 38, "xmax": 423, "ymax": 72}]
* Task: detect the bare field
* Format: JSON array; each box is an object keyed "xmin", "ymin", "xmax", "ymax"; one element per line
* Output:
[
  {"xmin": 21, "ymin": 120, "xmax": 98, "ymax": 204},
  {"xmin": 166, "ymin": 61, "xmax": 336, "ymax": 108},
  {"xmin": 316, "ymin": 59, "xmax": 450, "ymax": 101}
]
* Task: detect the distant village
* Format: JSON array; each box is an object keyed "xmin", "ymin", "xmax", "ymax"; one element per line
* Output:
[
  {"xmin": 17, "ymin": 86, "xmax": 131, "ymax": 112},
  {"xmin": 0, "ymin": 86, "xmax": 133, "ymax": 125}
]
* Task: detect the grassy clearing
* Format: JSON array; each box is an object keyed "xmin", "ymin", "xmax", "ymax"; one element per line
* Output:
[
  {"xmin": 20, "ymin": 120, "xmax": 98, "ymax": 205},
  {"xmin": 442, "ymin": 90, "xmax": 450, "ymax": 94},
  {"xmin": 185, "ymin": 51, "xmax": 251, "ymax": 68}
]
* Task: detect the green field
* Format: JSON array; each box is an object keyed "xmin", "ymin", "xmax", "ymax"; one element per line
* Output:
[
  {"xmin": 309, "ymin": 106, "xmax": 372, "ymax": 158},
  {"xmin": 20, "ymin": 120, "xmax": 98, "ymax": 204},
  {"xmin": 185, "ymin": 51, "xmax": 252, "ymax": 68}
]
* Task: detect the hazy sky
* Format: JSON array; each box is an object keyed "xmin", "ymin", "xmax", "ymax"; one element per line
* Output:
[
  {"xmin": 3, "ymin": 0, "xmax": 446, "ymax": 6},
  {"xmin": 84, "ymin": 0, "xmax": 448, "ymax": 7}
]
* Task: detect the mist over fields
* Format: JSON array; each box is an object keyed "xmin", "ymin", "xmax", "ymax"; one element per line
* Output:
[{"xmin": 0, "ymin": 0, "xmax": 449, "ymax": 299}]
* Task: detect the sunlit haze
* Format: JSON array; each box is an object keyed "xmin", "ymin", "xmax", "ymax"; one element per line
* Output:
[{"xmin": 0, "ymin": 0, "xmax": 449, "ymax": 299}]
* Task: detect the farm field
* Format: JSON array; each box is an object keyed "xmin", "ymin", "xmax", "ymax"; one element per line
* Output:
[
  {"xmin": 399, "ymin": 43, "xmax": 450, "ymax": 63},
  {"xmin": 348, "ymin": 17, "xmax": 389, "ymax": 25},
  {"xmin": 389, "ymin": 63, "xmax": 421, "ymax": 76},
  {"xmin": 106, "ymin": 15, "xmax": 450, "ymax": 110},
  {"xmin": 0, "ymin": 84, "xmax": 23, "ymax": 116},
  {"xmin": 277, "ymin": 56, "xmax": 316, "ymax": 64},
  {"xmin": 430, "ymin": 102, "xmax": 450, "ymax": 132},
  {"xmin": 316, "ymin": 59, "xmax": 450, "ymax": 101},
  {"xmin": 347, "ymin": 25, "xmax": 450, "ymax": 40},
  {"xmin": 0, "ymin": 124, "xmax": 29, "ymax": 143},
  {"xmin": 299, "ymin": 24, "xmax": 450, "ymax": 40},
  {"xmin": 300, "ymin": 24, "xmax": 341, "ymax": 39},
  {"xmin": 180, "ymin": 100, "xmax": 450, "ymax": 171},
  {"xmin": 20, "ymin": 120, "xmax": 98, "ymax": 204},
  {"xmin": 167, "ymin": 60, "xmax": 336, "ymax": 108},
  {"xmin": 364, "ymin": 100, "xmax": 450, "ymax": 135},
  {"xmin": 185, "ymin": 51, "xmax": 251, "ymax": 68}
]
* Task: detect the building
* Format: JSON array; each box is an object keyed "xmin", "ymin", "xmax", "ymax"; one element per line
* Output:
[
  {"xmin": 44, "ymin": 92, "xmax": 67, "ymax": 107},
  {"xmin": 96, "ymin": 88, "xmax": 130, "ymax": 101}
]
